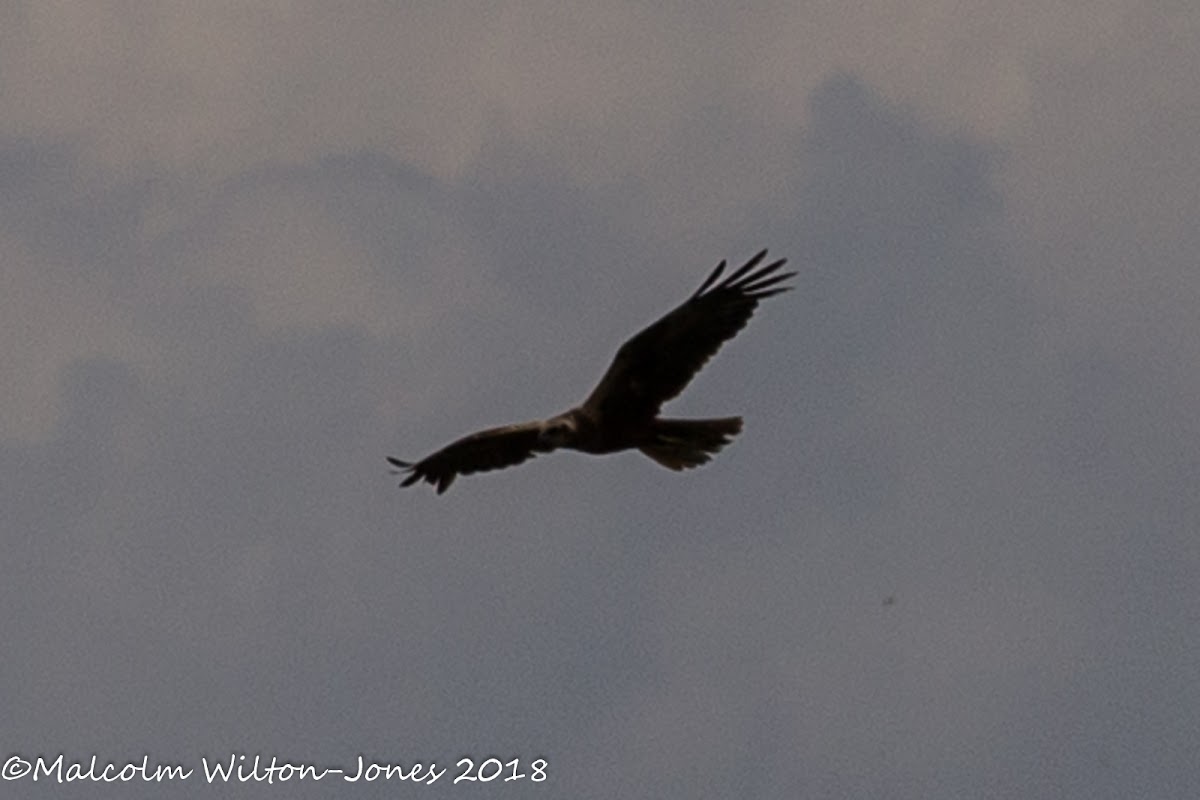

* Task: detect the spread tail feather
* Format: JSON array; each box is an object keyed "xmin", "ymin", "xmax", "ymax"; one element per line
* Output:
[{"xmin": 638, "ymin": 417, "xmax": 743, "ymax": 471}]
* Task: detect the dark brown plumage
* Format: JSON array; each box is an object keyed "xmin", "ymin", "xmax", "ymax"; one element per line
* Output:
[{"xmin": 389, "ymin": 249, "xmax": 792, "ymax": 493}]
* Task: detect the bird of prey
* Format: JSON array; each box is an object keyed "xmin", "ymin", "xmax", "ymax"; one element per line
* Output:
[{"xmin": 389, "ymin": 249, "xmax": 792, "ymax": 493}]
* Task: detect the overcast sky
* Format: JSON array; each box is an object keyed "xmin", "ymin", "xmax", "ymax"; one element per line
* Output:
[{"xmin": 3, "ymin": 2, "xmax": 1199, "ymax": 798}]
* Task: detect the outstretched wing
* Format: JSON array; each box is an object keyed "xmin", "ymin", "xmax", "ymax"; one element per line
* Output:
[
  {"xmin": 388, "ymin": 421, "xmax": 544, "ymax": 494},
  {"xmin": 582, "ymin": 249, "xmax": 793, "ymax": 421}
]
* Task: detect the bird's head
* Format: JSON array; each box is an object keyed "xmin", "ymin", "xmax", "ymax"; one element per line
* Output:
[{"xmin": 536, "ymin": 416, "xmax": 577, "ymax": 451}]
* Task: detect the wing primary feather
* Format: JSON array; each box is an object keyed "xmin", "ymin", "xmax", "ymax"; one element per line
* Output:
[
  {"xmin": 734, "ymin": 269, "xmax": 795, "ymax": 296},
  {"xmin": 693, "ymin": 251, "xmax": 790, "ymax": 299},
  {"xmin": 692, "ymin": 260, "xmax": 727, "ymax": 298},
  {"xmin": 725, "ymin": 258, "xmax": 788, "ymax": 290},
  {"xmin": 718, "ymin": 249, "xmax": 770, "ymax": 288},
  {"xmin": 386, "ymin": 456, "xmax": 423, "ymax": 487}
]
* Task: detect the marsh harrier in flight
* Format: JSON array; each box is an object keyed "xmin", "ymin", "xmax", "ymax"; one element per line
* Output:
[{"xmin": 389, "ymin": 249, "xmax": 792, "ymax": 493}]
